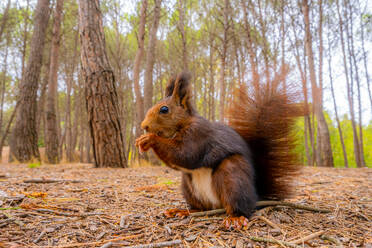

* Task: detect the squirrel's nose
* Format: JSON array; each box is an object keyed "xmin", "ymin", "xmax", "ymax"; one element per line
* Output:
[
  {"xmin": 143, "ymin": 125, "xmax": 149, "ymax": 132},
  {"xmin": 141, "ymin": 122, "xmax": 149, "ymax": 132}
]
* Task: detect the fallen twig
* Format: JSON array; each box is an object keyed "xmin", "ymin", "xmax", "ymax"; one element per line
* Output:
[
  {"xmin": 123, "ymin": 239, "xmax": 182, "ymax": 248},
  {"xmin": 33, "ymin": 230, "xmax": 46, "ymax": 244},
  {"xmin": 256, "ymin": 216, "xmax": 283, "ymax": 234},
  {"xmin": 256, "ymin": 200, "xmax": 332, "ymax": 213},
  {"xmin": 189, "ymin": 200, "xmax": 331, "ymax": 217},
  {"xmin": 249, "ymin": 236, "xmax": 301, "ymax": 248},
  {"xmin": 99, "ymin": 242, "xmax": 113, "ymax": 248},
  {"xmin": 292, "ymin": 230, "xmax": 325, "ymax": 244},
  {"xmin": 120, "ymin": 215, "xmax": 127, "ymax": 228},
  {"xmin": 24, "ymin": 178, "xmax": 83, "ymax": 183},
  {"xmin": 33, "ymin": 208, "xmax": 103, "ymax": 217},
  {"xmin": 35, "ymin": 233, "xmax": 144, "ymax": 248},
  {"xmin": 320, "ymin": 235, "xmax": 342, "ymax": 246},
  {"xmin": 190, "ymin": 209, "xmax": 226, "ymax": 217}
]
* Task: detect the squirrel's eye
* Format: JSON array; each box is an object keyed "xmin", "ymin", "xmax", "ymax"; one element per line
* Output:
[{"xmin": 159, "ymin": 106, "xmax": 169, "ymax": 114}]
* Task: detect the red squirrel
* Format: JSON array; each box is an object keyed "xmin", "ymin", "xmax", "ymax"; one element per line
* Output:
[{"xmin": 135, "ymin": 72, "xmax": 301, "ymax": 228}]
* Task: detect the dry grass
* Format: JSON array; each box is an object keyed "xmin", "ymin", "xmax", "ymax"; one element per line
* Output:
[{"xmin": 0, "ymin": 163, "xmax": 370, "ymax": 247}]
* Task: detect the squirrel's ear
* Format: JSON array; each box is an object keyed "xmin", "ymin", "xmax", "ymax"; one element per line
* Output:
[{"xmin": 165, "ymin": 72, "xmax": 193, "ymax": 113}]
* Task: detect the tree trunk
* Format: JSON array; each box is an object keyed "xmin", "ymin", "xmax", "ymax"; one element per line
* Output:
[
  {"xmin": 45, "ymin": 0, "xmax": 63, "ymax": 164},
  {"xmin": 219, "ymin": 0, "xmax": 230, "ymax": 121},
  {"xmin": 0, "ymin": 0, "xmax": 11, "ymax": 43},
  {"xmin": 143, "ymin": 0, "xmax": 161, "ymax": 112},
  {"xmin": 21, "ymin": 0, "xmax": 30, "ymax": 78},
  {"xmin": 241, "ymin": 0, "xmax": 258, "ymax": 84},
  {"xmin": 65, "ymin": 29, "xmax": 79, "ymax": 162},
  {"xmin": 302, "ymin": 0, "xmax": 333, "ymax": 167},
  {"xmin": 78, "ymin": 0, "xmax": 127, "ymax": 168},
  {"xmin": 336, "ymin": 0, "xmax": 363, "ymax": 168},
  {"xmin": 0, "ymin": 103, "xmax": 19, "ymax": 159},
  {"xmin": 132, "ymin": 0, "xmax": 147, "ymax": 143},
  {"xmin": 208, "ymin": 36, "xmax": 215, "ymax": 121},
  {"xmin": 9, "ymin": 0, "xmax": 51, "ymax": 163},
  {"xmin": 0, "ymin": 43, "xmax": 9, "ymax": 135},
  {"xmin": 327, "ymin": 28, "xmax": 348, "ymax": 168},
  {"xmin": 177, "ymin": 0, "xmax": 188, "ymax": 71},
  {"xmin": 345, "ymin": 0, "xmax": 366, "ymax": 167},
  {"xmin": 358, "ymin": 0, "xmax": 372, "ymax": 112}
]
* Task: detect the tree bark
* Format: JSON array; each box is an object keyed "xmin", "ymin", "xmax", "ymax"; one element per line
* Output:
[
  {"xmin": 336, "ymin": 0, "xmax": 363, "ymax": 168},
  {"xmin": 177, "ymin": 0, "xmax": 188, "ymax": 71},
  {"xmin": 45, "ymin": 0, "xmax": 63, "ymax": 164},
  {"xmin": 219, "ymin": 0, "xmax": 230, "ymax": 121},
  {"xmin": 345, "ymin": 0, "xmax": 366, "ymax": 167},
  {"xmin": 357, "ymin": 1, "xmax": 372, "ymax": 113},
  {"xmin": 9, "ymin": 0, "xmax": 51, "ymax": 163},
  {"xmin": 21, "ymin": 0, "xmax": 30, "ymax": 78},
  {"xmin": 132, "ymin": 0, "xmax": 147, "ymax": 141},
  {"xmin": 78, "ymin": 0, "xmax": 127, "ymax": 167},
  {"xmin": 302, "ymin": 0, "xmax": 333, "ymax": 167},
  {"xmin": 143, "ymin": 0, "xmax": 162, "ymax": 112},
  {"xmin": 0, "ymin": 0, "xmax": 11, "ymax": 42},
  {"xmin": 327, "ymin": 28, "xmax": 348, "ymax": 168},
  {"xmin": 241, "ymin": 0, "xmax": 258, "ymax": 85},
  {"xmin": 0, "ymin": 42, "xmax": 9, "ymax": 135},
  {"xmin": 208, "ymin": 36, "xmax": 215, "ymax": 121},
  {"xmin": 65, "ymin": 28, "xmax": 79, "ymax": 162}
]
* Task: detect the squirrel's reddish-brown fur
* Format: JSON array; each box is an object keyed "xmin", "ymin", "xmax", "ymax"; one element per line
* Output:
[{"xmin": 136, "ymin": 71, "xmax": 302, "ymax": 219}]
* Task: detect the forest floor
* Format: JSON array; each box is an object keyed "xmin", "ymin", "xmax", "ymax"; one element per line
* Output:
[{"xmin": 0, "ymin": 163, "xmax": 370, "ymax": 248}]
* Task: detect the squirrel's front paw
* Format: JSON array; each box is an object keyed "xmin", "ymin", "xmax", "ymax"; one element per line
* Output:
[{"xmin": 135, "ymin": 133, "xmax": 156, "ymax": 153}]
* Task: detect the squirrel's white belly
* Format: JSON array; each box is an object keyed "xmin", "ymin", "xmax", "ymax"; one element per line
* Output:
[{"xmin": 190, "ymin": 167, "xmax": 222, "ymax": 208}]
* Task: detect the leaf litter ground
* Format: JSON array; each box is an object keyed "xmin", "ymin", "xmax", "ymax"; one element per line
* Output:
[{"xmin": 0, "ymin": 163, "xmax": 370, "ymax": 247}]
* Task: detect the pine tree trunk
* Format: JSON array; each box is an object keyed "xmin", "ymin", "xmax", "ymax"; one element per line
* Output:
[
  {"xmin": 208, "ymin": 37, "xmax": 215, "ymax": 121},
  {"xmin": 45, "ymin": 0, "xmax": 63, "ymax": 164},
  {"xmin": 302, "ymin": 0, "xmax": 333, "ymax": 167},
  {"xmin": 78, "ymin": 0, "xmax": 127, "ymax": 168},
  {"xmin": 143, "ymin": 0, "xmax": 161, "ymax": 112},
  {"xmin": 345, "ymin": 0, "xmax": 366, "ymax": 167},
  {"xmin": 9, "ymin": 0, "xmax": 51, "ymax": 163},
  {"xmin": 0, "ymin": 0, "xmax": 11, "ymax": 45},
  {"xmin": 178, "ymin": 0, "xmax": 188, "ymax": 71},
  {"xmin": 219, "ymin": 0, "xmax": 230, "ymax": 121},
  {"xmin": 336, "ymin": 0, "xmax": 363, "ymax": 168},
  {"xmin": 327, "ymin": 28, "xmax": 349, "ymax": 168},
  {"xmin": 0, "ymin": 44, "xmax": 9, "ymax": 135},
  {"xmin": 132, "ymin": 0, "xmax": 147, "ymax": 149}
]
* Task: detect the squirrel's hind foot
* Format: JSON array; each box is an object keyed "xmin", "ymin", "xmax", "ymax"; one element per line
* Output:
[{"xmin": 223, "ymin": 216, "xmax": 250, "ymax": 230}]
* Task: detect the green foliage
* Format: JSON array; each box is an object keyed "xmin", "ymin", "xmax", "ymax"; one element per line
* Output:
[
  {"xmin": 28, "ymin": 162, "xmax": 41, "ymax": 168},
  {"xmin": 295, "ymin": 113, "xmax": 372, "ymax": 168}
]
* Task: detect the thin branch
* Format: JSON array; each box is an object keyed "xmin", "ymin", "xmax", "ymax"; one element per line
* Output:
[
  {"xmin": 35, "ymin": 233, "xmax": 144, "ymax": 248},
  {"xmin": 249, "ymin": 236, "xmax": 301, "ymax": 248},
  {"xmin": 123, "ymin": 239, "xmax": 182, "ymax": 248},
  {"xmin": 23, "ymin": 178, "xmax": 83, "ymax": 184},
  {"xmin": 292, "ymin": 230, "xmax": 325, "ymax": 244},
  {"xmin": 190, "ymin": 201, "xmax": 331, "ymax": 217}
]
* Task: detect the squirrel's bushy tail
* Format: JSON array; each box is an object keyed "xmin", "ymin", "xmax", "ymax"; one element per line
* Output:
[{"xmin": 227, "ymin": 74, "xmax": 303, "ymax": 200}]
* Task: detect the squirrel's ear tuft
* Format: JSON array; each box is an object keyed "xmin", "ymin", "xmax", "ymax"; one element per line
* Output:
[
  {"xmin": 165, "ymin": 72, "xmax": 191, "ymax": 98},
  {"xmin": 165, "ymin": 72, "xmax": 194, "ymax": 114}
]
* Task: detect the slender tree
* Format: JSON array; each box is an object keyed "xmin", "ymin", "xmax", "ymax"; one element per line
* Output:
[
  {"xmin": 302, "ymin": 0, "xmax": 334, "ymax": 167},
  {"xmin": 45, "ymin": 0, "xmax": 63, "ymax": 164},
  {"xmin": 78, "ymin": 0, "xmax": 127, "ymax": 167},
  {"xmin": 143, "ymin": 0, "xmax": 162, "ymax": 112},
  {"xmin": 132, "ymin": 0, "xmax": 147, "ymax": 141},
  {"xmin": 219, "ymin": 0, "xmax": 230, "ymax": 121},
  {"xmin": 0, "ymin": 0, "xmax": 11, "ymax": 41},
  {"xmin": 9, "ymin": 0, "xmax": 51, "ymax": 162},
  {"xmin": 336, "ymin": 0, "xmax": 363, "ymax": 167}
]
